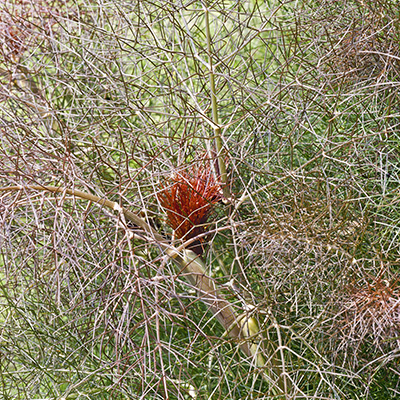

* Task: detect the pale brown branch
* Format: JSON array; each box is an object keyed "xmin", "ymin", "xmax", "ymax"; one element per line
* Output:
[{"xmin": 0, "ymin": 185, "xmax": 253, "ymax": 358}]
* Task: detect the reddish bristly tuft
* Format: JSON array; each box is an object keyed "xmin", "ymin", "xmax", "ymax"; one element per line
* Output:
[
  {"xmin": 157, "ymin": 164, "xmax": 222, "ymax": 254},
  {"xmin": 340, "ymin": 275, "xmax": 400, "ymax": 351}
]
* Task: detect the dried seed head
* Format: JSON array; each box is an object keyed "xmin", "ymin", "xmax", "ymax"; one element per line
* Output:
[{"xmin": 339, "ymin": 276, "xmax": 400, "ymax": 352}]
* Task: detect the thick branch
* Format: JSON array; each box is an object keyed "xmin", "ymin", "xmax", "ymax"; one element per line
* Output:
[{"xmin": 0, "ymin": 185, "xmax": 251, "ymax": 356}]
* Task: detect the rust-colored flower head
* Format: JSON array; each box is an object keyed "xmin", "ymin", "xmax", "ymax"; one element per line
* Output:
[
  {"xmin": 339, "ymin": 275, "xmax": 400, "ymax": 352},
  {"xmin": 157, "ymin": 163, "xmax": 222, "ymax": 255}
]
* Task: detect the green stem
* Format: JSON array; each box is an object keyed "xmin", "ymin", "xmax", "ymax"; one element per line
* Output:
[{"xmin": 204, "ymin": 8, "xmax": 230, "ymax": 199}]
